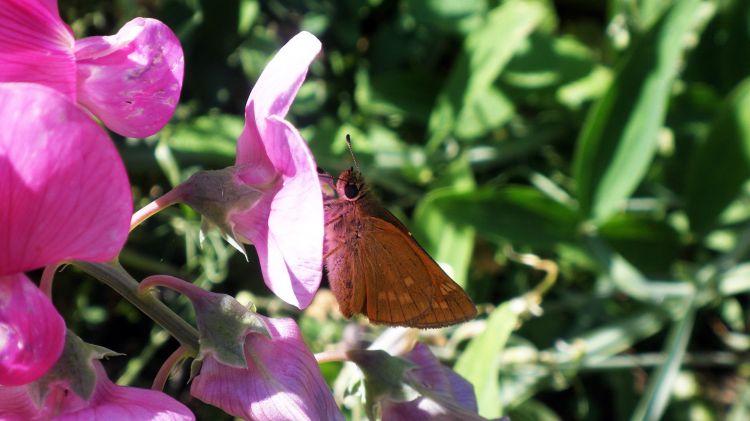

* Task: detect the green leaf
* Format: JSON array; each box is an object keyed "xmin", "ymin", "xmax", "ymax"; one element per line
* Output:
[
  {"xmin": 406, "ymin": 0, "xmax": 488, "ymax": 34},
  {"xmin": 502, "ymin": 33, "xmax": 611, "ymax": 109},
  {"xmin": 427, "ymin": 0, "xmax": 546, "ymax": 146},
  {"xmin": 424, "ymin": 186, "xmax": 579, "ymax": 247},
  {"xmin": 586, "ymin": 237, "xmax": 693, "ymax": 305},
  {"xmin": 598, "ymin": 213, "xmax": 680, "ymax": 275},
  {"xmin": 573, "ymin": 0, "xmax": 703, "ymax": 220},
  {"xmin": 165, "ymin": 114, "xmax": 243, "ymax": 168},
  {"xmin": 454, "ymin": 86, "xmax": 515, "ymax": 140},
  {"xmin": 631, "ymin": 301, "xmax": 696, "ymax": 421},
  {"xmin": 718, "ymin": 263, "xmax": 750, "ymax": 297},
  {"xmin": 455, "ymin": 302, "xmax": 517, "ymax": 418},
  {"xmin": 354, "ymin": 68, "xmax": 441, "ymax": 123},
  {"xmin": 413, "ymin": 159, "xmax": 476, "ymax": 287},
  {"xmin": 685, "ymin": 78, "xmax": 750, "ymax": 234}
]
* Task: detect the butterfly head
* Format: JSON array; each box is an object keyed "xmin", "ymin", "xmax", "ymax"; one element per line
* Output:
[{"xmin": 336, "ymin": 168, "xmax": 365, "ymax": 201}]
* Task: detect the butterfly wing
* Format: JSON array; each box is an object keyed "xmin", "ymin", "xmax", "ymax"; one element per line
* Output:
[
  {"xmin": 350, "ymin": 218, "xmax": 437, "ymax": 324},
  {"xmin": 363, "ymin": 217, "xmax": 477, "ymax": 327}
]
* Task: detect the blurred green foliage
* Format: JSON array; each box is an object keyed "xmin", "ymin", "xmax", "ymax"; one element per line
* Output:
[{"xmin": 55, "ymin": 0, "xmax": 750, "ymax": 419}]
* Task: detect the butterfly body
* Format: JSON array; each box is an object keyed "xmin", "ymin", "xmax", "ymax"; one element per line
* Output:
[{"xmin": 321, "ymin": 168, "xmax": 477, "ymax": 328}]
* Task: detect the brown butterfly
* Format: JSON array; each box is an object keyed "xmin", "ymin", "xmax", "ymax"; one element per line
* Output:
[{"xmin": 318, "ymin": 136, "xmax": 477, "ymax": 328}]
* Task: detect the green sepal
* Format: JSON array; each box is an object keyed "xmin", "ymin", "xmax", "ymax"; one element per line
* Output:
[
  {"xmin": 346, "ymin": 349, "xmax": 419, "ymax": 420},
  {"xmin": 180, "ymin": 166, "xmax": 267, "ymax": 259},
  {"xmin": 191, "ymin": 292, "xmax": 271, "ymax": 368},
  {"xmin": 28, "ymin": 331, "xmax": 123, "ymax": 406}
]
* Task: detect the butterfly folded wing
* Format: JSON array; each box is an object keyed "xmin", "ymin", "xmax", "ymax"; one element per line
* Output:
[
  {"xmin": 354, "ymin": 225, "xmax": 436, "ymax": 325},
  {"xmin": 365, "ymin": 218, "xmax": 477, "ymax": 327}
]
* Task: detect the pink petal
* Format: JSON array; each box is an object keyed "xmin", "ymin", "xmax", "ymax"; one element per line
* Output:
[
  {"xmin": 233, "ymin": 117, "xmax": 323, "ymax": 309},
  {"xmin": 75, "ymin": 18, "xmax": 184, "ymax": 138},
  {"xmin": 234, "ymin": 102, "xmax": 276, "ymax": 185},
  {"xmin": 191, "ymin": 316, "xmax": 342, "ymax": 421},
  {"xmin": 406, "ymin": 343, "xmax": 477, "ymax": 412},
  {"xmin": 381, "ymin": 396, "xmax": 487, "ymax": 421},
  {"xmin": 0, "ymin": 0, "xmax": 75, "ymax": 99},
  {"xmin": 53, "ymin": 362, "xmax": 194, "ymax": 421},
  {"xmin": 0, "ymin": 273, "xmax": 65, "ymax": 386},
  {"xmin": 236, "ymin": 31, "xmax": 321, "ymax": 166},
  {"xmin": 0, "ymin": 385, "xmax": 40, "ymax": 420},
  {"xmin": 0, "ymin": 360, "xmax": 194, "ymax": 420},
  {"xmin": 0, "ymin": 83, "xmax": 132, "ymax": 275}
]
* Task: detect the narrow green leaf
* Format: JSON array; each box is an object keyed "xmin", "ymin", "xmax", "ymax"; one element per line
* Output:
[
  {"xmin": 424, "ymin": 186, "xmax": 579, "ymax": 247},
  {"xmin": 413, "ymin": 159, "xmax": 476, "ymax": 287},
  {"xmin": 405, "ymin": 0, "xmax": 487, "ymax": 34},
  {"xmin": 685, "ymin": 78, "xmax": 750, "ymax": 233},
  {"xmin": 427, "ymin": 0, "xmax": 546, "ymax": 146},
  {"xmin": 586, "ymin": 237, "xmax": 693, "ymax": 305},
  {"xmin": 575, "ymin": 310, "xmax": 668, "ymax": 359},
  {"xmin": 165, "ymin": 114, "xmax": 243, "ymax": 168},
  {"xmin": 455, "ymin": 302, "xmax": 517, "ymax": 418},
  {"xmin": 631, "ymin": 301, "xmax": 696, "ymax": 421},
  {"xmin": 598, "ymin": 213, "xmax": 680, "ymax": 275},
  {"xmin": 718, "ymin": 263, "xmax": 750, "ymax": 296},
  {"xmin": 573, "ymin": 0, "xmax": 703, "ymax": 220}
]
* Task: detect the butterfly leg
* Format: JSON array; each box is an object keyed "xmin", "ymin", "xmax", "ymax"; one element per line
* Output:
[
  {"xmin": 323, "ymin": 243, "xmax": 344, "ymax": 260},
  {"xmin": 324, "ymin": 213, "xmax": 344, "ymax": 227}
]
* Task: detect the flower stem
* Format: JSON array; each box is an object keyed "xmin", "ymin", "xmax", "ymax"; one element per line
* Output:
[
  {"xmin": 74, "ymin": 260, "xmax": 200, "ymax": 354},
  {"xmin": 153, "ymin": 345, "xmax": 187, "ymax": 391},
  {"xmin": 315, "ymin": 349, "xmax": 350, "ymax": 363},
  {"xmin": 130, "ymin": 186, "xmax": 185, "ymax": 232},
  {"xmin": 40, "ymin": 263, "xmax": 60, "ymax": 297}
]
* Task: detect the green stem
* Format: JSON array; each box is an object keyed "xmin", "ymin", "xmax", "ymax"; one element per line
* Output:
[{"xmin": 74, "ymin": 260, "xmax": 200, "ymax": 354}]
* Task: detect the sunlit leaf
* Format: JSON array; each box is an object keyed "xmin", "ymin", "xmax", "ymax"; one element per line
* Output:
[
  {"xmin": 455, "ymin": 302, "xmax": 517, "ymax": 417},
  {"xmin": 573, "ymin": 0, "xmax": 704, "ymax": 220},
  {"xmin": 685, "ymin": 78, "xmax": 750, "ymax": 234}
]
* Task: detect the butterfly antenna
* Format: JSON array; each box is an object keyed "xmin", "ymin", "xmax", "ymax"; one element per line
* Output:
[
  {"xmin": 316, "ymin": 166, "xmax": 335, "ymax": 180},
  {"xmin": 345, "ymin": 134, "xmax": 360, "ymax": 171}
]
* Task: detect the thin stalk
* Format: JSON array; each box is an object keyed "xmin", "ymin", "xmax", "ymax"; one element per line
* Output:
[
  {"xmin": 130, "ymin": 186, "xmax": 185, "ymax": 231},
  {"xmin": 74, "ymin": 260, "xmax": 200, "ymax": 354},
  {"xmin": 152, "ymin": 346, "xmax": 188, "ymax": 391}
]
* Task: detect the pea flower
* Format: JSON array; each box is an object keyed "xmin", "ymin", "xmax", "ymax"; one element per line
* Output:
[
  {"xmin": 0, "ymin": 83, "xmax": 132, "ymax": 385},
  {"xmin": 139, "ymin": 275, "xmax": 343, "ymax": 420},
  {"xmin": 166, "ymin": 31, "xmax": 323, "ymax": 309},
  {"xmin": 0, "ymin": 0, "xmax": 184, "ymax": 137},
  {"xmin": 0, "ymin": 332, "xmax": 194, "ymax": 420},
  {"xmin": 345, "ymin": 328, "xmax": 497, "ymax": 420}
]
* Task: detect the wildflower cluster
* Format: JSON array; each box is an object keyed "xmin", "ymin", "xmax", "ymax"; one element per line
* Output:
[{"xmin": 0, "ymin": 1, "xmax": 489, "ymax": 420}]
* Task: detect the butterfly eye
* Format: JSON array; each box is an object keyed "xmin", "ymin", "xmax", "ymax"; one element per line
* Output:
[{"xmin": 344, "ymin": 182, "xmax": 359, "ymax": 199}]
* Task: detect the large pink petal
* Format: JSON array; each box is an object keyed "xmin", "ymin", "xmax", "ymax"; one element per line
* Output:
[
  {"xmin": 236, "ymin": 31, "xmax": 321, "ymax": 167},
  {"xmin": 234, "ymin": 101, "xmax": 276, "ymax": 185},
  {"xmin": 0, "ymin": 360, "xmax": 194, "ymax": 420},
  {"xmin": 232, "ymin": 118, "xmax": 323, "ymax": 309},
  {"xmin": 191, "ymin": 316, "xmax": 342, "ymax": 421},
  {"xmin": 0, "ymin": 273, "xmax": 65, "ymax": 386},
  {"xmin": 75, "ymin": 18, "xmax": 184, "ymax": 138},
  {"xmin": 0, "ymin": 385, "xmax": 39, "ymax": 420},
  {"xmin": 0, "ymin": 83, "xmax": 132, "ymax": 275},
  {"xmin": 406, "ymin": 343, "xmax": 477, "ymax": 412},
  {"xmin": 54, "ymin": 362, "xmax": 194, "ymax": 421},
  {"xmin": 264, "ymin": 117, "xmax": 323, "ymax": 307},
  {"xmin": 0, "ymin": 0, "xmax": 76, "ymax": 99}
]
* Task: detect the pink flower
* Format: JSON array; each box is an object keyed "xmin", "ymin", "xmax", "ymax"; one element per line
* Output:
[
  {"xmin": 381, "ymin": 343, "xmax": 485, "ymax": 420},
  {"xmin": 0, "ymin": 335, "xmax": 194, "ymax": 420},
  {"xmin": 0, "ymin": 0, "xmax": 184, "ymax": 137},
  {"xmin": 0, "ymin": 83, "xmax": 132, "ymax": 385},
  {"xmin": 346, "ymin": 332, "xmax": 494, "ymax": 420},
  {"xmin": 137, "ymin": 275, "xmax": 342, "ymax": 420},
  {"xmin": 191, "ymin": 316, "xmax": 343, "ymax": 421},
  {"xmin": 177, "ymin": 32, "xmax": 323, "ymax": 309}
]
